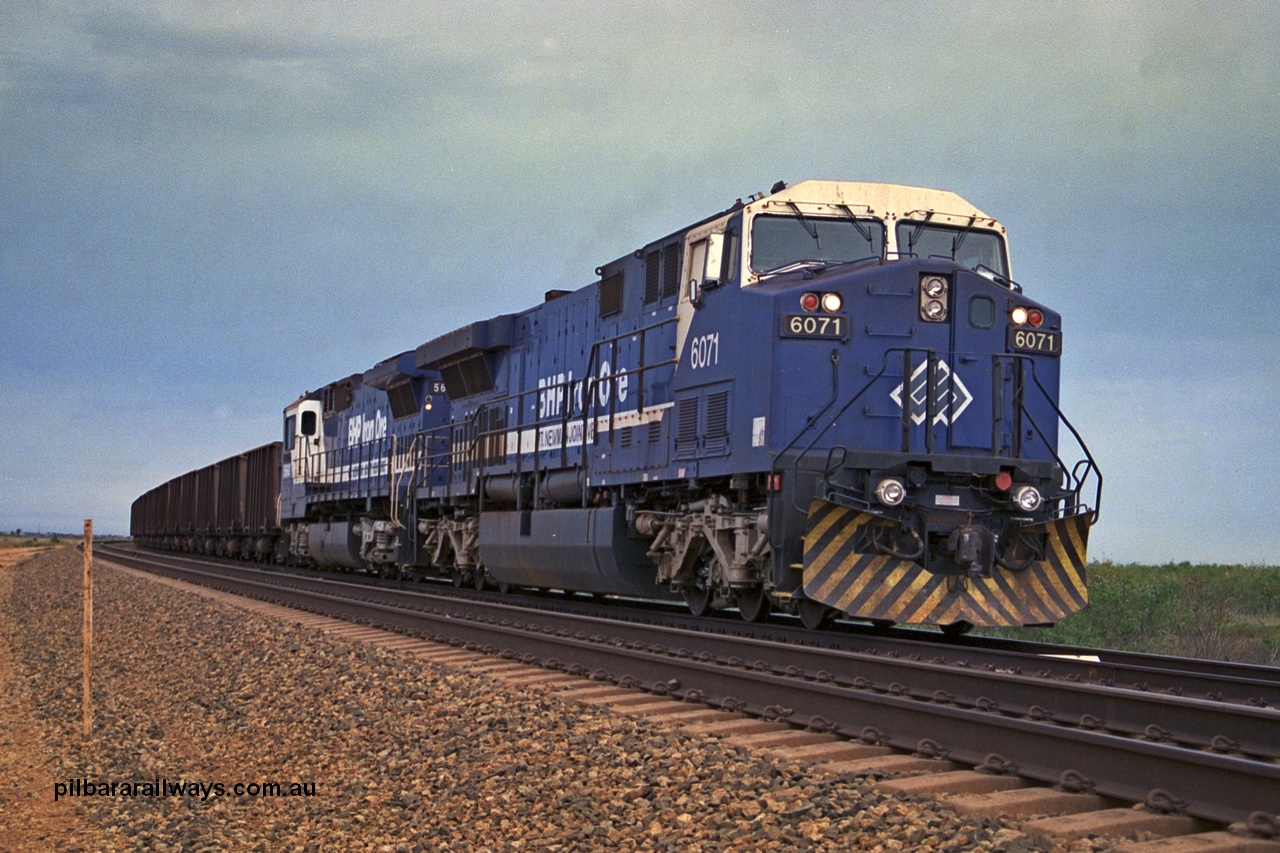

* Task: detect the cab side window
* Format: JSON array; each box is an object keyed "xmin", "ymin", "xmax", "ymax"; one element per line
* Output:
[{"xmin": 721, "ymin": 228, "xmax": 739, "ymax": 284}]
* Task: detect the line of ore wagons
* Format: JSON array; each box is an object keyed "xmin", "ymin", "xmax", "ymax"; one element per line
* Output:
[{"xmin": 130, "ymin": 442, "xmax": 281, "ymax": 559}]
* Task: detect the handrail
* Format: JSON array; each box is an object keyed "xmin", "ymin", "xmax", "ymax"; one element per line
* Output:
[
  {"xmin": 1018, "ymin": 358, "xmax": 1103, "ymax": 522},
  {"xmin": 413, "ymin": 313, "xmax": 681, "ymax": 506},
  {"xmin": 499, "ymin": 350, "xmax": 679, "ymax": 504},
  {"xmin": 772, "ymin": 347, "xmax": 1101, "ymax": 522}
]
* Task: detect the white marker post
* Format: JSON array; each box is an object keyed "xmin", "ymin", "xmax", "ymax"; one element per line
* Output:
[{"xmin": 82, "ymin": 519, "xmax": 92, "ymax": 737}]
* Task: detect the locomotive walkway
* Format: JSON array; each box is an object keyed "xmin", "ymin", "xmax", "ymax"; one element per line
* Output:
[{"xmin": 90, "ymin": 543, "xmax": 1280, "ymax": 849}]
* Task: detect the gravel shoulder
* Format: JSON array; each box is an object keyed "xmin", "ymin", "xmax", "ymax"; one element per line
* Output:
[{"xmin": 1, "ymin": 548, "xmax": 1088, "ymax": 851}]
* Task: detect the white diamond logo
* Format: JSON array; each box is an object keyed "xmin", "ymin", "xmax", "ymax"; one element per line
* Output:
[{"xmin": 890, "ymin": 358, "xmax": 973, "ymax": 426}]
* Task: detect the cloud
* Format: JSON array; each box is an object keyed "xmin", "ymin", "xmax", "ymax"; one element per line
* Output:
[{"xmin": 1, "ymin": 1, "xmax": 1277, "ymax": 560}]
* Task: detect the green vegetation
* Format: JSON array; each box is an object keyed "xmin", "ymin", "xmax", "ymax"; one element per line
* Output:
[
  {"xmin": 0, "ymin": 533, "xmax": 64, "ymax": 548},
  {"xmin": 986, "ymin": 561, "xmax": 1280, "ymax": 665}
]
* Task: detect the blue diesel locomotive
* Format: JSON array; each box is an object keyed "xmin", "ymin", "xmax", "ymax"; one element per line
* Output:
[{"xmin": 135, "ymin": 179, "xmax": 1100, "ymax": 632}]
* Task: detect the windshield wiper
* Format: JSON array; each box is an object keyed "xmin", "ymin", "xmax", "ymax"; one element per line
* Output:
[
  {"xmin": 905, "ymin": 211, "xmax": 933, "ymax": 257},
  {"xmin": 786, "ymin": 202, "xmax": 821, "ymax": 247},
  {"xmin": 837, "ymin": 204, "xmax": 876, "ymax": 252},
  {"xmin": 975, "ymin": 264, "xmax": 1021, "ymax": 293},
  {"xmin": 952, "ymin": 215, "xmax": 976, "ymax": 258},
  {"xmin": 759, "ymin": 259, "xmax": 832, "ymax": 277}
]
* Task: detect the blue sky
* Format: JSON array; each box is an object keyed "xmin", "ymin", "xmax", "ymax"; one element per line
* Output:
[{"xmin": 2, "ymin": 1, "xmax": 1277, "ymax": 564}]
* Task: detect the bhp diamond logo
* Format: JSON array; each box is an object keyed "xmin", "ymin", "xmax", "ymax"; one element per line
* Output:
[{"xmin": 890, "ymin": 358, "xmax": 972, "ymax": 426}]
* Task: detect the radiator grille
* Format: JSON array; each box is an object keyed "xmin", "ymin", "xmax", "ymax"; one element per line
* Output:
[
  {"xmin": 662, "ymin": 244, "xmax": 680, "ymax": 298},
  {"xmin": 644, "ymin": 250, "xmax": 661, "ymax": 304},
  {"xmin": 705, "ymin": 390, "xmax": 729, "ymax": 455},
  {"xmin": 675, "ymin": 397, "xmax": 698, "ymax": 459}
]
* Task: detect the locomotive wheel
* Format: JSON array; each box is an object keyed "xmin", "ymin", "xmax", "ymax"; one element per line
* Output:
[
  {"xmin": 797, "ymin": 599, "xmax": 836, "ymax": 631},
  {"xmin": 682, "ymin": 551, "xmax": 718, "ymax": 617},
  {"xmin": 451, "ymin": 567, "xmax": 465, "ymax": 588},
  {"xmin": 736, "ymin": 587, "xmax": 771, "ymax": 623},
  {"xmin": 497, "ymin": 581, "xmax": 512, "ymax": 594},
  {"xmin": 473, "ymin": 567, "xmax": 487, "ymax": 591},
  {"xmin": 683, "ymin": 585, "xmax": 713, "ymax": 617}
]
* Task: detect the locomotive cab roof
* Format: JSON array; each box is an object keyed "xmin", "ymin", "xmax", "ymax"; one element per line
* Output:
[
  {"xmin": 736, "ymin": 180, "xmax": 1010, "ymax": 286},
  {"xmin": 753, "ymin": 180, "xmax": 1000, "ymax": 230}
]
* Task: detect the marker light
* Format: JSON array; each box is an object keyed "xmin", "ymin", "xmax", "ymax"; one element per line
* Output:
[
  {"xmin": 1027, "ymin": 308, "xmax": 1045, "ymax": 327},
  {"xmin": 875, "ymin": 478, "xmax": 906, "ymax": 507},
  {"xmin": 1012, "ymin": 485, "xmax": 1042, "ymax": 512},
  {"xmin": 800, "ymin": 292, "xmax": 820, "ymax": 312},
  {"xmin": 1011, "ymin": 306, "xmax": 1029, "ymax": 325},
  {"xmin": 821, "ymin": 292, "xmax": 843, "ymax": 313},
  {"xmin": 424, "ymin": 395, "xmax": 434, "ymax": 412},
  {"xmin": 993, "ymin": 471, "xmax": 1013, "ymax": 491}
]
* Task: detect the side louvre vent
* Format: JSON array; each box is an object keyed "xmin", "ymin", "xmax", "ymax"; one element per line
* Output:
[
  {"xmin": 387, "ymin": 381, "xmax": 417, "ymax": 420},
  {"xmin": 643, "ymin": 243, "xmax": 682, "ymax": 303},
  {"xmin": 600, "ymin": 271, "xmax": 623, "ymax": 317},
  {"xmin": 644, "ymin": 250, "xmax": 661, "ymax": 304},
  {"xmin": 648, "ymin": 421, "xmax": 662, "ymax": 443},
  {"xmin": 323, "ymin": 381, "xmax": 353, "ymax": 415},
  {"xmin": 675, "ymin": 397, "xmax": 698, "ymax": 459},
  {"xmin": 439, "ymin": 354, "xmax": 494, "ymax": 399},
  {"xmin": 662, "ymin": 244, "xmax": 680, "ymax": 298},
  {"xmin": 705, "ymin": 390, "xmax": 729, "ymax": 455}
]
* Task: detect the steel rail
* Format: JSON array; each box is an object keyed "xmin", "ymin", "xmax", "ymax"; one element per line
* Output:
[
  {"xmin": 101, "ymin": 544, "xmax": 1280, "ymax": 708},
  {"xmin": 100, "ymin": 546, "xmax": 1280, "ymax": 827},
  {"xmin": 101, "ymin": 547, "xmax": 1280, "ymax": 760}
]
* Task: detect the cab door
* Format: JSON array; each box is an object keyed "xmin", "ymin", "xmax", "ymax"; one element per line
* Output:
[
  {"xmin": 288, "ymin": 400, "xmax": 326, "ymax": 484},
  {"xmin": 947, "ymin": 274, "xmax": 1011, "ymax": 455}
]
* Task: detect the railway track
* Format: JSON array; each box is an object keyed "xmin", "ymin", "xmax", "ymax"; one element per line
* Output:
[{"xmin": 98, "ymin": 543, "xmax": 1280, "ymax": 845}]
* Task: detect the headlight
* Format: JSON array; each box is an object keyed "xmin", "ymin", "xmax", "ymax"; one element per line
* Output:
[
  {"xmin": 1012, "ymin": 485, "xmax": 1042, "ymax": 512},
  {"xmin": 922, "ymin": 276, "xmax": 947, "ymax": 298},
  {"xmin": 1010, "ymin": 306, "xmax": 1046, "ymax": 327},
  {"xmin": 919, "ymin": 275, "xmax": 948, "ymax": 322},
  {"xmin": 875, "ymin": 478, "xmax": 906, "ymax": 506}
]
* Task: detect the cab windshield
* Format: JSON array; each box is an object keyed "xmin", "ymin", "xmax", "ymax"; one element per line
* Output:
[
  {"xmin": 751, "ymin": 213, "xmax": 886, "ymax": 274},
  {"xmin": 896, "ymin": 221, "xmax": 1008, "ymax": 278}
]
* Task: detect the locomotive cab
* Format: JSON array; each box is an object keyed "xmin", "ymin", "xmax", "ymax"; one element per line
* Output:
[
  {"xmin": 284, "ymin": 399, "xmax": 326, "ymax": 487},
  {"xmin": 713, "ymin": 181, "xmax": 1098, "ymax": 629}
]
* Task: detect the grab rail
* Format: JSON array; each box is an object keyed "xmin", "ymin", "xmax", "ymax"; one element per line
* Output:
[{"xmin": 773, "ymin": 347, "xmax": 1101, "ymax": 522}]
